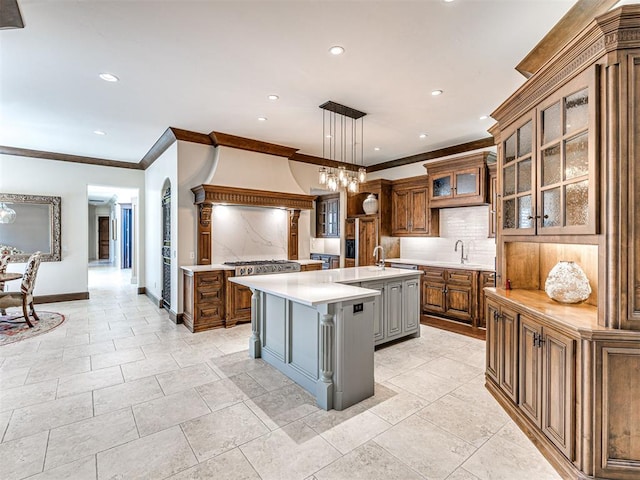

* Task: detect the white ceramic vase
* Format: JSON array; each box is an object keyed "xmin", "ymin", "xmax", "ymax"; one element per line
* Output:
[
  {"xmin": 544, "ymin": 261, "xmax": 591, "ymax": 304},
  {"xmin": 362, "ymin": 194, "xmax": 378, "ymax": 215}
]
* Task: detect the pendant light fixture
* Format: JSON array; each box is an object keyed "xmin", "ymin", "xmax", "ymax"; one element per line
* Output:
[
  {"xmin": 0, "ymin": 202, "xmax": 16, "ymax": 223},
  {"xmin": 318, "ymin": 101, "xmax": 367, "ymax": 192}
]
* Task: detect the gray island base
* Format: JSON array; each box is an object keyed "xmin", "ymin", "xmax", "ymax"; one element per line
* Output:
[{"xmin": 230, "ymin": 267, "xmax": 422, "ymax": 410}]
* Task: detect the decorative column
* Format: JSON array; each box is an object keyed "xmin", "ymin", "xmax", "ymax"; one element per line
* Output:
[
  {"xmin": 288, "ymin": 209, "xmax": 300, "ymax": 260},
  {"xmin": 317, "ymin": 305, "xmax": 334, "ymax": 410},
  {"xmin": 197, "ymin": 203, "xmax": 212, "ymax": 265},
  {"xmin": 249, "ymin": 288, "xmax": 261, "ymax": 358}
]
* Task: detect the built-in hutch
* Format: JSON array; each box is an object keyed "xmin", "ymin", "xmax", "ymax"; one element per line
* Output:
[{"xmin": 486, "ymin": 6, "xmax": 640, "ymax": 479}]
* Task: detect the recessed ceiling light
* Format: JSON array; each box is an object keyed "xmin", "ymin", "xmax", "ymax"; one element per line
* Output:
[
  {"xmin": 419, "ymin": 133, "xmax": 428, "ymax": 139},
  {"xmin": 374, "ymin": 147, "xmax": 381, "ymax": 151},
  {"xmin": 431, "ymin": 89, "xmax": 443, "ymax": 96},
  {"xmin": 443, "ymin": 0, "xmax": 455, "ymax": 3},
  {"xmin": 93, "ymin": 130, "xmax": 106, "ymax": 136},
  {"xmin": 258, "ymin": 117, "xmax": 267, "ymax": 121},
  {"xmin": 479, "ymin": 115, "xmax": 489, "ymax": 120},
  {"xmin": 325, "ymin": 134, "xmax": 332, "ymax": 138},
  {"xmin": 99, "ymin": 73, "xmax": 119, "ymax": 82},
  {"xmin": 329, "ymin": 46, "xmax": 345, "ymax": 55},
  {"xmin": 267, "ymin": 94, "xmax": 279, "ymax": 101}
]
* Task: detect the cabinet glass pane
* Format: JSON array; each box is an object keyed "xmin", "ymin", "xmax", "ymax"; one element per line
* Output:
[
  {"xmin": 433, "ymin": 177, "xmax": 451, "ymax": 197},
  {"xmin": 565, "ymin": 132, "xmax": 588, "ymax": 180},
  {"xmin": 565, "ymin": 88, "xmax": 588, "ymax": 134},
  {"xmin": 517, "ymin": 158, "xmax": 532, "ymax": 193},
  {"xmin": 542, "ymin": 102, "xmax": 561, "ymax": 145},
  {"xmin": 542, "ymin": 188, "xmax": 561, "ymax": 227},
  {"xmin": 505, "ymin": 133, "xmax": 516, "ymax": 164},
  {"xmin": 456, "ymin": 172, "xmax": 477, "ymax": 195},
  {"xmin": 518, "ymin": 121, "xmax": 532, "ymax": 157},
  {"xmin": 566, "ymin": 180, "xmax": 589, "ymax": 226},
  {"xmin": 503, "ymin": 164, "xmax": 516, "ymax": 196},
  {"xmin": 542, "ymin": 143, "xmax": 561, "ymax": 186},
  {"xmin": 518, "ymin": 195, "xmax": 533, "ymax": 228},
  {"xmin": 503, "ymin": 199, "xmax": 516, "ymax": 229}
]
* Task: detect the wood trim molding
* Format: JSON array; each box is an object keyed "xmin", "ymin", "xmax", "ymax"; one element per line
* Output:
[
  {"xmin": 288, "ymin": 210, "xmax": 301, "ymax": 260},
  {"xmin": 0, "ymin": 145, "xmax": 142, "ymax": 170},
  {"xmin": 171, "ymin": 127, "xmax": 213, "ymax": 146},
  {"xmin": 367, "ymin": 137, "xmax": 495, "ymax": 173},
  {"xmin": 197, "ymin": 204, "xmax": 213, "ymax": 265},
  {"xmin": 289, "ymin": 152, "xmax": 362, "ymax": 171},
  {"xmin": 516, "ymin": 0, "xmax": 619, "ymax": 78},
  {"xmin": 210, "ymin": 131, "xmax": 298, "ymax": 158},
  {"xmin": 34, "ymin": 292, "xmax": 90, "ymax": 304},
  {"xmin": 192, "ymin": 184, "xmax": 316, "ymax": 210}
]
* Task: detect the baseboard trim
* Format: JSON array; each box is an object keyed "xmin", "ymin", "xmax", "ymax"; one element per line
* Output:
[
  {"xmin": 169, "ymin": 311, "xmax": 184, "ymax": 324},
  {"xmin": 420, "ymin": 314, "xmax": 486, "ymax": 340},
  {"xmin": 137, "ymin": 287, "xmax": 146, "ymax": 295},
  {"xmin": 144, "ymin": 290, "xmax": 163, "ymax": 308},
  {"xmin": 35, "ymin": 292, "xmax": 90, "ymax": 304}
]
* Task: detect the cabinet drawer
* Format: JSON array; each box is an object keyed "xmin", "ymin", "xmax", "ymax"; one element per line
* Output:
[
  {"xmin": 447, "ymin": 269, "xmax": 474, "ymax": 285},
  {"xmin": 196, "ymin": 287, "xmax": 222, "ymax": 304},
  {"xmin": 196, "ymin": 272, "xmax": 223, "ymax": 287},
  {"xmin": 198, "ymin": 304, "xmax": 223, "ymax": 320},
  {"xmin": 422, "ymin": 267, "xmax": 445, "ymax": 282}
]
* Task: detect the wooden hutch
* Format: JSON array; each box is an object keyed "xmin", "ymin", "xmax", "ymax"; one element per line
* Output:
[{"xmin": 486, "ymin": 6, "xmax": 640, "ymax": 479}]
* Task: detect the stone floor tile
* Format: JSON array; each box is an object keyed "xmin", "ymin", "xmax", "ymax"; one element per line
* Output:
[
  {"xmin": 447, "ymin": 467, "xmax": 481, "ymax": 480},
  {"xmin": 246, "ymin": 383, "xmax": 319, "ymax": 430},
  {"xmin": 0, "ymin": 365, "xmax": 30, "ymax": 389},
  {"xmin": 113, "ymin": 332, "xmax": 160, "ymax": 350},
  {"xmin": 421, "ymin": 356, "xmax": 485, "ymax": 383},
  {"xmin": 156, "ymin": 363, "xmax": 220, "ymax": 395},
  {"xmin": 4, "ymin": 392, "xmax": 93, "ymax": 441},
  {"xmin": 0, "ymin": 430, "xmax": 48, "ymax": 480},
  {"xmin": 181, "ymin": 402, "xmax": 269, "ymax": 461},
  {"xmin": 91, "ymin": 347, "xmax": 145, "ymax": 370},
  {"xmin": 317, "ymin": 410, "xmax": 391, "ymax": 454},
  {"xmin": 196, "ymin": 374, "xmax": 267, "ymax": 412},
  {"xmin": 93, "ymin": 376, "xmax": 164, "ymax": 416},
  {"xmin": 132, "ymin": 388, "xmax": 210, "ymax": 437},
  {"xmin": 120, "ymin": 353, "xmax": 179, "ymax": 381},
  {"xmin": 97, "ymin": 426, "xmax": 197, "ymax": 479},
  {"xmin": 314, "ymin": 441, "xmax": 423, "ymax": 480},
  {"xmin": 45, "ymin": 408, "xmax": 138, "ymax": 470},
  {"xmin": 374, "ymin": 414, "xmax": 476, "ymax": 479},
  {"xmin": 62, "ymin": 341, "xmax": 116, "ymax": 360},
  {"xmin": 246, "ymin": 364, "xmax": 294, "ymax": 392},
  {"xmin": 367, "ymin": 387, "xmax": 430, "ymax": 425},
  {"xmin": 207, "ymin": 350, "xmax": 266, "ymax": 378},
  {"xmin": 0, "ymin": 379, "xmax": 58, "ymax": 413},
  {"xmin": 27, "ymin": 455, "xmax": 96, "ymax": 480},
  {"xmin": 88, "ymin": 328, "xmax": 133, "ymax": 344},
  {"xmin": 240, "ymin": 419, "xmax": 341, "ymax": 480},
  {"xmin": 56, "ymin": 365, "xmax": 123, "ymax": 398},
  {"xmin": 25, "ymin": 356, "xmax": 90, "ymax": 384},
  {"xmin": 387, "ymin": 367, "xmax": 460, "ymax": 403},
  {"xmin": 166, "ymin": 447, "xmax": 260, "ymax": 480}
]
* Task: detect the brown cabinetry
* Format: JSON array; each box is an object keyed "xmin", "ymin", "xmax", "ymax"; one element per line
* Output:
[
  {"xmin": 300, "ymin": 263, "xmax": 323, "ymax": 272},
  {"xmin": 426, "ymin": 153, "xmax": 492, "ymax": 208},
  {"xmin": 485, "ymin": 298, "xmax": 518, "ymax": 403},
  {"xmin": 182, "ymin": 269, "xmax": 225, "ymax": 332},
  {"xmin": 391, "ymin": 176, "xmax": 439, "ymax": 237},
  {"xmin": 357, "ymin": 216, "xmax": 377, "ymax": 267},
  {"xmin": 478, "ymin": 270, "xmax": 495, "ymax": 328},
  {"xmin": 224, "ymin": 271, "xmax": 251, "ymax": 328},
  {"xmin": 487, "ymin": 162, "xmax": 498, "ymax": 238},
  {"xmin": 421, "ymin": 266, "xmax": 478, "ymax": 325},
  {"xmin": 316, "ymin": 194, "xmax": 339, "ymax": 238}
]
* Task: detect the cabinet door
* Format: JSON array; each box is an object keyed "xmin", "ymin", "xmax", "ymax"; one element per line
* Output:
[
  {"xmin": 519, "ymin": 316, "xmax": 543, "ymax": 426},
  {"xmin": 422, "ymin": 280, "xmax": 446, "ymax": 314},
  {"xmin": 326, "ymin": 197, "xmax": 340, "ymax": 237},
  {"xmin": 345, "ymin": 218, "xmax": 355, "ymax": 239},
  {"xmin": 357, "ymin": 217, "xmax": 377, "ymax": 267},
  {"xmin": 488, "ymin": 168, "xmax": 498, "ymax": 238},
  {"xmin": 486, "ymin": 300, "xmax": 501, "ymax": 383},
  {"xmin": 330, "ymin": 257, "xmax": 340, "ymax": 269},
  {"xmin": 541, "ymin": 327, "xmax": 575, "ymax": 459},
  {"xmin": 316, "ymin": 200, "xmax": 327, "ymax": 237},
  {"xmin": 500, "ymin": 307, "xmax": 519, "ymax": 403},
  {"xmin": 392, "ymin": 189, "xmax": 410, "ymax": 235},
  {"xmin": 454, "ymin": 168, "xmax": 481, "ymax": 198},
  {"xmin": 478, "ymin": 271, "xmax": 496, "ymax": 328},
  {"xmin": 445, "ymin": 283, "xmax": 473, "ymax": 323},
  {"xmin": 430, "ymin": 173, "xmax": 454, "ymax": 201},
  {"xmin": 385, "ymin": 281, "xmax": 403, "ymax": 338},
  {"xmin": 403, "ymin": 278, "xmax": 420, "ymax": 332},
  {"xmin": 362, "ymin": 281, "xmax": 385, "ymax": 344},
  {"xmin": 409, "ymin": 188, "xmax": 429, "ymax": 234}
]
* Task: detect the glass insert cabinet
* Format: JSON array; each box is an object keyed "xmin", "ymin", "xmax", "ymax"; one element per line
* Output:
[{"xmin": 500, "ymin": 70, "xmax": 598, "ymax": 236}]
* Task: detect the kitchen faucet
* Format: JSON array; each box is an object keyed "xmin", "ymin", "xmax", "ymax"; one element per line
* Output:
[
  {"xmin": 373, "ymin": 245, "xmax": 385, "ymax": 269},
  {"xmin": 455, "ymin": 240, "xmax": 468, "ymax": 264}
]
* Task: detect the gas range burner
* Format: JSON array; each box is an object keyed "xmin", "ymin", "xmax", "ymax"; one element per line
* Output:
[{"xmin": 224, "ymin": 260, "xmax": 301, "ymax": 276}]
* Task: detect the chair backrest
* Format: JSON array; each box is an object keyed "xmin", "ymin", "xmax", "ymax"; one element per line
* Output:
[
  {"xmin": 21, "ymin": 252, "xmax": 41, "ymax": 295},
  {"xmin": 0, "ymin": 254, "xmax": 9, "ymax": 274}
]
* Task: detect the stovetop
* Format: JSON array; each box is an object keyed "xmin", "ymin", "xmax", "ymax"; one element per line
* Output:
[{"xmin": 224, "ymin": 259, "xmax": 301, "ymax": 276}]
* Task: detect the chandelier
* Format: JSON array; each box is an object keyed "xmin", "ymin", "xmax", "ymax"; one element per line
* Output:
[
  {"xmin": 318, "ymin": 101, "xmax": 367, "ymax": 193},
  {"xmin": 0, "ymin": 202, "xmax": 16, "ymax": 224}
]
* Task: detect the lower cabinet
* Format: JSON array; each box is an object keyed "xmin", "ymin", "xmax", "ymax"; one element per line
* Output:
[
  {"xmin": 361, "ymin": 277, "xmax": 420, "ymax": 346},
  {"xmin": 182, "ymin": 269, "xmax": 225, "ymax": 332},
  {"xmin": 421, "ymin": 267, "xmax": 478, "ymax": 325},
  {"xmin": 485, "ymin": 299, "xmax": 518, "ymax": 403},
  {"xmin": 224, "ymin": 271, "xmax": 252, "ymax": 328}
]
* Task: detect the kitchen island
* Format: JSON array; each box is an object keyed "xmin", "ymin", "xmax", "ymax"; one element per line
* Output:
[{"xmin": 230, "ymin": 267, "xmax": 422, "ymax": 410}]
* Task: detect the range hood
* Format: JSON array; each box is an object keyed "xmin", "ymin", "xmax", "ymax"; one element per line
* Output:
[{"xmin": 191, "ymin": 184, "xmax": 315, "ymax": 210}]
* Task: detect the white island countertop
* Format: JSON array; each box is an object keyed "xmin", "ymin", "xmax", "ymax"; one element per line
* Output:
[
  {"xmin": 230, "ymin": 267, "xmax": 422, "ymax": 307},
  {"xmin": 386, "ymin": 258, "xmax": 494, "ymax": 272}
]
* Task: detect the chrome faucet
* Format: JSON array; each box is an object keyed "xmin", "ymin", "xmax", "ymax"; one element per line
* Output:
[
  {"xmin": 373, "ymin": 245, "xmax": 385, "ymax": 269},
  {"xmin": 455, "ymin": 240, "xmax": 468, "ymax": 264}
]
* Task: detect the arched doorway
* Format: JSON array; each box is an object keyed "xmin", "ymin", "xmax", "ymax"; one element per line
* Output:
[{"xmin": 161, "ymin": 182, "xmax": 171, "ymax": 311}]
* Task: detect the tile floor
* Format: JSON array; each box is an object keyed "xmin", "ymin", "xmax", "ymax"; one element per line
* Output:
[{"xmin": 0, "ymin": 266, "xmax": 562, "ymax": 480}]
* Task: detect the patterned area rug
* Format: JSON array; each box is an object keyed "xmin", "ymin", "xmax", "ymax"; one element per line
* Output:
[{"xmin": 0, "ymin": 311, "xmax": 65, "ymax": 346}]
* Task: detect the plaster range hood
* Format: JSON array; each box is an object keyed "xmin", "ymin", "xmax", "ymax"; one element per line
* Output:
[{"xmin": 191, "ymin": 184, "xmax": 315, "ymax": 210}]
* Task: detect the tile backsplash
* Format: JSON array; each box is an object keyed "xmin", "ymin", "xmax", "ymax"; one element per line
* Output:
[{"xmin": 400, "ymin": 205, "xmax": 496, "ymax": 267}]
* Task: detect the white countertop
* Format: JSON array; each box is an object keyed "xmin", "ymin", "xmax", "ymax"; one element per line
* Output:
[
  {"xmin": 181, "ymin": 259, "xmax": 323, "ymax": 273},
  {"xmin": 386, "ymin": 258, "xmax": 494, "ymax": 272},
  {"xmin": 229, "ymin": 267, "xmax": 422, "ymax": 306}
]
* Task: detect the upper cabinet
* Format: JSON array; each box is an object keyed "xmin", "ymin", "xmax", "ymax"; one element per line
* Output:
[
  {"xmin": 500, "ymin": 71, "xmax": 597, "ymax": 236},
  {"xmin": 488, "ymin": 162, "xmax": 498, "ymax": 238},
  {"xmin": 426, "ymin": 152, "xmax": 492, "ymax": 208},
  {"xmin": 315, "ymin": 194, "xmax": 340, "ymax": 238},
  {"xmin": 391, "ymin": 175, "xmax": 439, "ymax": 237}
]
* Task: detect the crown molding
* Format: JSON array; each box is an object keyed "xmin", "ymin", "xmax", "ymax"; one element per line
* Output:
[
  {"xmin": 210, "ymin": 131, "xmax": 298, "ymax": 158},
  {"xmin": 191, "ymin": 184, "xmax": 315, "ymax": 210},
  {"xmin": 366, "ymin": 137, "xmax": 495, "ymax": 173},
  {"xmin": 0, "ymin": 145, "xmax": 142, "ymax": 170}
]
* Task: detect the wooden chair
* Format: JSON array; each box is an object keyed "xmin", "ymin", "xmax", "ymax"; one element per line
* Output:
[
  {"xmin": 0, "ymin": 252, "xmax": 41, "ymax": 327},
  {"xmin": 0, "ymin": 254, "xmax": 9, "ymax": 293}
]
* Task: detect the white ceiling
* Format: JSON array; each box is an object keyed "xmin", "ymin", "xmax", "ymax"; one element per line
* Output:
[{"xmin": 0, "ymin": 0, "xmax": 581, "ymax": 167}]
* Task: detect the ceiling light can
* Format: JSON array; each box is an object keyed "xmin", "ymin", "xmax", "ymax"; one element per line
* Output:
[
  {"xmin": 93, "ymin": 130, "xmax": 106, "ymax": 136},
  {"xmin": 431, "ymin": 89, "xmax": 443, "ymax": 96},
  {"xmin": 99, "ymin": 73, "xmax": 119, "ymax": 82},
  {"xmin": 258, "ymin": 117, "xmax": 267, "ymax": 121},
  {"xmin": 329, "ymin": 46, "xmax": 345, "ymax": 55},
  {"xmin": 268, "ymin": 94, "xmax": 279, "ymax": 101}
]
